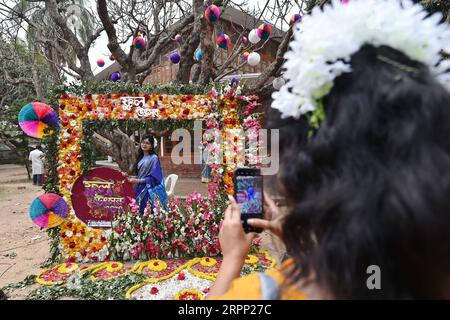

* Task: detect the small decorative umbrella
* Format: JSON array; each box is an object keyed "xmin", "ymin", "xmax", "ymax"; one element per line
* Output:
[
  {"xmin": 18, "ymin": 102, "xmax": 58, "ymax": 138},
  {"xmin": 30, "ymin": 194, "xmax": 68, "ymax": 228}
]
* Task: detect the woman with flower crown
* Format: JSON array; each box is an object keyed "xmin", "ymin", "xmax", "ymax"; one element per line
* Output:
[{"xmin": 208, "ymin": 0, "xmax": 450, "ymax": 299}]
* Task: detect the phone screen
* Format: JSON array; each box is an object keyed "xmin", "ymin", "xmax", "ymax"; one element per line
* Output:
[{"xmin": 235, "ymin": 175, "xmax": 263, "ymax": 215}]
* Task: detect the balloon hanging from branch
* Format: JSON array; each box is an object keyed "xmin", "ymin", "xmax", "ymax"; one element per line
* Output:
[
  {"xmin": 133, "ymin": 35, "xmax": 145, "ymax": 49},
  {"xmin": 18, "ymin": 102, "xmax": 58, "ymax": 138},
  {"xmin": 247, "ymin": 52, "xmax": 261, "ymax": 66},
  {"xmin": 96, "ymin": 58, "xmax": 105, "ymax": 67},
  {"xmin": 216, "ymin": 34, "xmax": 231, "ymax": 50},
  {"xmin": 242, "ymin": 51, "xmax": 250, "ymax": 61},
  {"xmin": 195, "ymin": 48, "xmax": 203, "ymax": 61},
  {"xmin": 111, "ymin": 72, "xmax": 121, "ymax": 82},
  {"xmin": 290, "ymin": 13, "xmax": 302, "ymax": 25},
  {"xmin": 204, "ymin": 5, "xmax": 220, "ymax": 23},
  {"xmin": 273, "ymin": 77, "xmax": 286, "ymax": 90},
  {"xmin": 257, "ymin": 23, "xmax": 272, "ymax": 40},
  {"xmin": 241, "ymin": 36, "xmax": 249, "ymax": 46},
  {"xmin": 249, "ymin": 29, "xmax": 260, "ymax": 44},
  {"xmin": 170, "ymin": 51, "xmax": 181, "ymax": 64},
  {"xmin": 109, "ymin": 54, "xmax": 115, "ymax": 61},
  {"xmin": 175, "ymin": 34, "xmax": 182, "ymax": 43}
]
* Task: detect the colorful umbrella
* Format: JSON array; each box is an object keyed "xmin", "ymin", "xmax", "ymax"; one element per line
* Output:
[
  {"xmin": 18, "ymin": 102, "xmax": 58, "ymax": 138},
  {"xmin": 30, "ymin": 194, "xmax": 68, "ymax": 228}
]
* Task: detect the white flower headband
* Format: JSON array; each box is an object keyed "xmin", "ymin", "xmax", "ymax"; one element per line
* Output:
[{"xmin": 271, "ymin": 0, "xmax": 450, "ymax": 120}]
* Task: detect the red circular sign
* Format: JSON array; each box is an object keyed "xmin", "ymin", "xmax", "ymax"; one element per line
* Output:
[{"xmin": 71, "ymin": 168, "xmax": 134, "ymax": 229}]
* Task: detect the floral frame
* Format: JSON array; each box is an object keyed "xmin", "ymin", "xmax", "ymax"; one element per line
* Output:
[{"xmin": 56, "ymin": 89, "xmax": 258, "ymax": 262}]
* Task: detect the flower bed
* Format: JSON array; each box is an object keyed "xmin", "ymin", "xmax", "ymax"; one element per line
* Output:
[{"xmin": 34, "ymin": 250, "xmax": 276, "ymax": 300}]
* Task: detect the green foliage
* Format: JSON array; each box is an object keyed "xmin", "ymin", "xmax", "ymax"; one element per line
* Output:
[
  {"xmin": 50, "ymin": 81, "xmax": 214, "ymax": 97},
  {"xmin": 1, "ymin": 275, "xmax": 36, "ymax": 294},
  {"xmin": 41, "ymin": 226, "xmax": 63, "ymax": 267},
  {"xmin": 42, "ymin": 126, "xmax": 60, "ymax": 194}
]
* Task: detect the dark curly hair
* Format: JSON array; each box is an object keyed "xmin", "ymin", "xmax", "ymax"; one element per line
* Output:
[{"xmin": 269, "ymin": 44, "xmax": 450, "ymax": 299}]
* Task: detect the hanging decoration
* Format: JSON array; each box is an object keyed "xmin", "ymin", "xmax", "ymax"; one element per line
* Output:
[
  {"xmin": 111, "ymin": 72, "xmax": 121, "ymax": 82},
  {"xmin": 204, "ymin": 5, "xmax": 220, "ymax": 23},
  {"xmin": 257, "ymin": 23, "xmax": 272, "ymax": 40},
  {"xmin": 241, "ymin": 36, "xmax": 249, "ymax": 46},
  {"xmin": 248, "ymin": 29, "xmax": 260, "ymax": 44},
  {"xmin": 109, "ymin": 54, "xmax": 115, "ymax": 61},
  {"xmin": 273, "ymin": 77, "xmax": 286, "ymax": 90},
  {"xmin": 29, "ymin": 193, "xmax": 68, "ymax": 228},
  {"xmin": 18, "ymin": 102, "xmax": 58, "ymax": 138},
  {"xmin": 290, "ymin": 13, "xmax": 302, "ymax": 25},
  {"xmin": 96, "ymin": 58, "xmax": 105, "ymax": 67},
  {"xmin": 175, "ymin": 34, "xmax": 182, "ymax": 43},
  {"xmin": 216, "ymin": 34, "xmax": 231, "ymax": 50},
  {"xmin": 242, "ymin": 51, "xmax": 250, "ymax": 61},
  {"xmin": 170, "ymin": 51, "xmax": 181, "ymax": 64},
  {"xmin": 247, "ymin": 52, "xmax": 261, "ymax": 66},
  {"xmin": 133, "ymin": 35, "xmax": 146, "ymax": 49},
  {"xmin": 194, "ymin": 48, "xmax": 203, "ymax": 61}
]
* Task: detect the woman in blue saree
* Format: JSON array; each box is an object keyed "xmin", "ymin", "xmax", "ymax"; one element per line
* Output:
[{"xmin": 129, "ymin": 134, "xmax": 168, "ymax": 215}]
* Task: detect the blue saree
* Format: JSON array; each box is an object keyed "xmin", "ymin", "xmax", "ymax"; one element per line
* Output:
[{"xmin": 135, "ymin": 153, "xmax": 168, "ymax": 214}]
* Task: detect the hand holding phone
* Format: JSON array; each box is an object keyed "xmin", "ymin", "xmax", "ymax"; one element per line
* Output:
[
  {"xmin": 247, "ymin": 192, "xmax": 284, "ymax": 239},
  {"xmin": 234, "ymin": 168, "xmax": 264, "ymax": 233}
]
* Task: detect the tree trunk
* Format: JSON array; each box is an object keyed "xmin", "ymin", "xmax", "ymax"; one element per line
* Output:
[
  {"xmin": 91, "ymin": 129, "xmax": 139, "ymax": 174},
  {"xmin": 176, "ymin": 0, "xmax": 203, "ymax": 83},
  {"xmin": 199, "ymin": 15, "xmax": 216, "ymax": 85},
  {"xmin": 31, "ymin": 63, "xmax": 44, "ymax": 101}
]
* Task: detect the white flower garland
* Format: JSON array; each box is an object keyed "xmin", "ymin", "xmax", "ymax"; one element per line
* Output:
[{"xmin": 272, "ymin": 0, "xmax": 450, "ymax": 119}]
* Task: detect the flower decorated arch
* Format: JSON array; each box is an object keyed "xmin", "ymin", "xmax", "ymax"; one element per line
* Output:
[{"xmin": 56, "ymin": 86, "xmax": 262, "ymax": 262}]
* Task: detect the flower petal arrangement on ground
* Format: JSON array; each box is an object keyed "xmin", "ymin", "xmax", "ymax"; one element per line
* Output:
[{"xmin": 31, "ymin": 251, "xmax": 276, "ymax": 300}]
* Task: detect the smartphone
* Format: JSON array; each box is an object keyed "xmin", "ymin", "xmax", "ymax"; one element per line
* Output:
[{"xmin": 234, "ymin": 168, "xmax": 263, "ymax": 233}]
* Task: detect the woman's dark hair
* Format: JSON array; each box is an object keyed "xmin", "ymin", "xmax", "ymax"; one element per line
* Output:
[
  {"xmin": 270, "ymin": 44, "xmax": 450, "ymax": 299},
  {"xmin": 134, "ymin": 133, "xmax": 157, "ymax": 175}
]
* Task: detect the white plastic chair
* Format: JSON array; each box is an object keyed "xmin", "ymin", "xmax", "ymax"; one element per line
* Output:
[{"xmin": 165, "ymin": 174, "xmax": 178, "ymax": 197}]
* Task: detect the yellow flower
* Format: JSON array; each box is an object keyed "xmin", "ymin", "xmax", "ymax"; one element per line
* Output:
[
  {"xmin": 106, "ymin": 262, "xmax": 123, "ymax": 273},
  {"xmin": 245, "ymin": 255, "xmax": 259, "ymax": 265},
  {"xmin": 57, "ymin": 262, "xmax": 79, "ymax": 274},
  {"xmin": 200, "ymin": 257, "xmax": 217, "ymax": 268},
  {"xmin": 174, "ymin": 289, "xmax": 205, "ymax": 300},
  {"xmin": 147, "ymin": 259, "xmax": 167, "ymax": 272}
]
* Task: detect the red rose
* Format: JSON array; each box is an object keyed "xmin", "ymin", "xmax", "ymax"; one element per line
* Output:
[
  {"xmin": 177, "ymin": 273, "xmax": 186, "ymax": 281},
  {"xmin": 182, "ymin": 108, "xmax": 190, "ymax": 115},
  {"xmin": 150, "ymin": 287, "xmax": 159, "ymax": 295}
]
